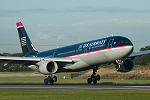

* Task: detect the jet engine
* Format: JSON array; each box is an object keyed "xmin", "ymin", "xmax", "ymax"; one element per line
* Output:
[
  {"xmin": 39, "ymin": 61, "xmax": 58, "ymax": 75},
  {"xmin": 116, "ymin": 58, "xmax": 134, "ymax": 72}
]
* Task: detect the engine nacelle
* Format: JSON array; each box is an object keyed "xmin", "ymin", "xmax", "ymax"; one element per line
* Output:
[
  {"xmin": 116, "ymin": 58, "xmax": 134, "ymax": 72},
  {"xmin": 39, "ymin": 61, "xmax": 58, "ymax": 75}
]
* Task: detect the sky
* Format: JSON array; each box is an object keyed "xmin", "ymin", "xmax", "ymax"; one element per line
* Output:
[{"xmin": 0, "ymin": 0, "xmax": 150, "ymax": 53}]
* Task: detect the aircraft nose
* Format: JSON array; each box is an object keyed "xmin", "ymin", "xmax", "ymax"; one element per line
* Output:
[
  {"xmin": 128, "ymin": 41, "xmax": 134, "ymax": 55},
  {"xmin": 131, "ymin": 45, "xmax": 134, "ymax": 52},
  {"xmin": 130, "ymin": 41, "xmax": 134, "ymax": 50}
]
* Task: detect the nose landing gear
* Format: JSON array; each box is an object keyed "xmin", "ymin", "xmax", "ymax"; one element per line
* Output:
[{"xmin": 87, "ymin": 66, "xmax": 100, "ymax": 84}]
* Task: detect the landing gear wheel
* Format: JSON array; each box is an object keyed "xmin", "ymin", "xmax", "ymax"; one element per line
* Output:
[
  {"xmin": 96, "ymin": 74, "xmax": 100, "ymax": 81},
  {"xmin": 49, "ymin": 78, "xmax": 54, "ymax": 84},
  {"xmin": 44, "ymin": 78, "xmax": 48, "ymax": 85},
  {"xmin": 87, "ymin": 66, "xmax": 100, "ymax": 84},
  {"xmin": 53, "ymin": 76, "xmax": 57, "ymax": 82},
  {"xmin": 44, "ymin": 76, "xmax": 57, "ymax": 85},
  {"xmin": 93, "ymin": 77, "xmax": 97, "ymax": 84},
  {"xmin": 87, "ymin": 78, "xmax": 92, "ymax": 84}
]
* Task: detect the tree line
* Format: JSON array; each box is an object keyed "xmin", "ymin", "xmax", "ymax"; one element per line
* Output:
[
  {"xmin": 0, "ymin": 53, "xmax": 31, "ymax": 72},
  {"xmin": 133, "ymin": 46, "xmax": 150, "ymax": 65},
  {"xmin": 0, "ymin": 46, "xmax": 150, "ymax": 72}
]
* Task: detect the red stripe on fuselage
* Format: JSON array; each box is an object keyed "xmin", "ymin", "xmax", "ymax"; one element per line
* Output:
[{"xmin": 62, "ymin": 45, "xmax": 133, "ymax": 58}]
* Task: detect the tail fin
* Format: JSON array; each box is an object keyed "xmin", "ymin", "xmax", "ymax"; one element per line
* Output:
[{"xmin": 16, "ymin": 22, "xmax": 38, "ymax": 56}]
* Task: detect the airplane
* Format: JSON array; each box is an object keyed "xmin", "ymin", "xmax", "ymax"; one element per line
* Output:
[{"xmin": 0, "ymin": 22, "xmax": 150, "ymax": 85}]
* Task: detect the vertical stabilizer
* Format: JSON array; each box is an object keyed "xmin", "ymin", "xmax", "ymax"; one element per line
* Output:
[{"xmin": 16, "ymin": 22, "xmax": 38, "ymax": 56}]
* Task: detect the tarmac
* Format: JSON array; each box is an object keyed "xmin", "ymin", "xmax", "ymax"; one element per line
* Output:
[{"xmin": 0, "ymin": 82, "xmax": 150, "ymax": 90}]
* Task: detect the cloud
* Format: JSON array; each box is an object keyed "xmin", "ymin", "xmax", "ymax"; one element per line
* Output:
[
  {"xmin": 38, "ymin": 24, "xmax": 61, "ymax": 27},
  {"xmin": 36, "ymin": 32, "xmax": 67, "ymax": 41},
  {"xmin": 35, "ymin": 6, "xmax": 150, "ymax": 13},
  {"xmin": 62, "ymin": 6, "xmax": 150, "ymax": 13},
  {"xmin": 1, "ymin": 6, "xmax": 150, "ymax": 17},
  {"xmin": 37, "ymin": 33, "xmax": 51, "ymax": 41},
  {"xmin": 72, "ymin": 19, "xmax": 150, "ymax": 26},
  {"xmin": 57, "ymin": 35, "xmax": 64, "ymax": 41}
]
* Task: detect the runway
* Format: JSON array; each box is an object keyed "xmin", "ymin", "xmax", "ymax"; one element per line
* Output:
[{"xmin": 0, "ymin": 83, "xmax": 150, "ymax": 90}]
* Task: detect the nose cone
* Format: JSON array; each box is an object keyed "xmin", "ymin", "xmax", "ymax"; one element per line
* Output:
[
  {"xmin": 131, "ymin": 43, "xmax": 134, "ymax": 51},
  {"xmin": 129, "ymin": 43, "xmax": 134, "ymax": 56},
  {"xmin": 128, "ymin": 44, "xmax": 134, "ymax": 57},
  {"xmin": 124, "ymin": 38, "xmax": 134, "ymax": 57},
  {"xmin": 116, "ymin": 36, "xmax": 134, "ymax": 58}
]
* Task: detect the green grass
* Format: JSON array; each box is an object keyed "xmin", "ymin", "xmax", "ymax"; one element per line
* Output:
[
  {"xmin": 0, "ymin": 76, "xmax": 44, "ymax": 83},
  {"xmin": 100, "ymin": 79, "xmax": 150, "ymax": 84},
  {"xmin": 0, "ymin": 76, "xmax": 150, "ymax": 84},
  {"xmin": 0, "ymin": 89, "xmax": 150, "ymax": 100},
  {"xmin": 0, "ymin": 72, "xmax": 150, "ymax": 100}
]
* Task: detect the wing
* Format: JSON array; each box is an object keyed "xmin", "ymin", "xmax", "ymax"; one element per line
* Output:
[
  {"xmin": 129, "ymin": 50, "xmax": 150, "ymax": 58},
  {"xmin": 0, "ymin": 56, "xmax": 75, "ymax": 65}
]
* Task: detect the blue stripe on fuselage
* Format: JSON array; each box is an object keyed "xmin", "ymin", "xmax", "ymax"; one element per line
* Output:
[{"xmin": 31, "ymin": 36, "xmax": 133, "ymax": 58}]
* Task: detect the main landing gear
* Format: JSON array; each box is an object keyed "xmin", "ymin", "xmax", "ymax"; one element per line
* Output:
[
  {"xmin": 44, "ymin": 75, "xmax": 57, "ymax": 85},
  {"xmin": 87, "ymin": 66, "xmax": 100, "ymax": 84}
]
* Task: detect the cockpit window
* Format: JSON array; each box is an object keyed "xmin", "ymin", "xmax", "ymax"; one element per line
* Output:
[
  {"xmin": 118, "ymin": 39, "xmax": 130, "ymax": 44},
  {"xmin": 123, "ymin": 39, "xmax": 129, "ymax": 44}
]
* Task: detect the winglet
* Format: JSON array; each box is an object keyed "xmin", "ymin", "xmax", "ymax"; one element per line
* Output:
[{"xmin": 16, "ymin": 22, "xmax": 23, "ymax": 28}]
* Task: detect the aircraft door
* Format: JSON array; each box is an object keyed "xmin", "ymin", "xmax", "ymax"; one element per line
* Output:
[
  {"xmin": 107, "ymin": 39, "xmax": 114, "ymax": 48},
  {"xmin": 105, "ymin": 39, "xmax": 115, "ymax": 60},
  {"xmin": 53, "ymin": 52, "xmax": 56, "ymax": 57},
  {"xmin": 84, "ymin": 48, "xmax": 88, "ymax": 53}
]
